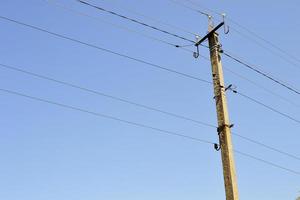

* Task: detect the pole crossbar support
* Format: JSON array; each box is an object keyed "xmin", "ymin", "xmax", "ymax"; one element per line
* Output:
[{"xmin": 195, "ymin": 22, "xmax": 224, "ymax": 47}]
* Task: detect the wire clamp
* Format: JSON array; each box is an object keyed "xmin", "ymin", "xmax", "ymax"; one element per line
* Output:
[
  {"xmin": 214, "ymin": 143, "xmax": 221, "ymax": 151},
  {"xmin": 217, "ymin": 124, "xmax": 234, "ymax": 135},
  {"xmin": 193, "ymin": 36, "xmax": 201, "ymax": 58},
  {"xmin": 225, "ymin": 84, "xmax": 238, "ymax": 93},
  {"xmin": 193, "ymin": 45, "xmax": 200, "ymax": 58},
  {"xmin": 222, "ymin": 13, "xmax": 230, "ymax": 34}
]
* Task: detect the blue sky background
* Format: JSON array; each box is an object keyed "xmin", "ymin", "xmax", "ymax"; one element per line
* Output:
[{"xmin": 0, "ymin": 0, "xmax": 300, "ymax": 199}]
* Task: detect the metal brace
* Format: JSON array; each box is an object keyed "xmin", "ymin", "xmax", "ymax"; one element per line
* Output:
[
  {"xmin": 222, "ymin": 13, "xmax": 230, "ymax": 34},
  {"xmin": 214, "ymin": 143, "xmax": 221, "ymax": 151}
]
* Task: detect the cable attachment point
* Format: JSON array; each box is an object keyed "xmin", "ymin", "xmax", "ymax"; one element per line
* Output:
[
  {"xmin": 217, "ymin": 43, "xmax": 224, "ymax": 53},
  {"xmin": 225, "ymin": 84, "xmax": 237, "ymax": 93},
  {"xmin": 193, "ymin": 45, "xmax": 200, "ymax": 58},
  {"xmin": 217, "ymin": 124, "xmax": 234, "ymax": 135},
  {"xmin": 214, "ymin": 143, "xmax": 221, "ymax": 151},
  {"xmin": 222, "ymin": 13, "xmax": 230, "ymax": 34}
]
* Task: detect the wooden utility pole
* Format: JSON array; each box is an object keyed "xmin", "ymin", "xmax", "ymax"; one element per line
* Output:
[
  {"xmin": 208, "ymin": 26, "xmax": 239, "ymax": 200},
  {"xmin": 195, "ymin": 22, "xmax": 239, "ymax": 200}
]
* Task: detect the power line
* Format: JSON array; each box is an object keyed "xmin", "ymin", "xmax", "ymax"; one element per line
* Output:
[
  {"xmin": 230, "ymin": 26, "xmax": 300, "ymax": 70},
  {"xmin": 0, "ymin": 62, "xmax": 214, "ymax": 128},
  {"xmin": 167, "ymin": 0, "xmax": 211, "ymax": 18},
  {"xmin": 46, "ymin": 0, "xmax": 195, "ymax": 53},
  {"xmin": 234, "ymin": 150, "xmax": 300, "ymax": 176},
  {"xmin": 181, "ymin": 0, "xmax": 220, "ymax": 15},
  {"xmin": 222, "ymin": 51, "xmax": 300, "ymax": 95},
  {"xmin": 77, "ymin": 0, "xmax": 196, "ymax": 43},
  {"xmin": 1, "ymin": 62, "xmax": 300, "ymax": 162},
  {"xmin": 195, "ymin": 56, "xmax": 300, "ymax": 160},
  {"xmin": 223, "ymin": 66, "xmax": 300, "ymax": 108},
  {"xmin": 0, "ymin": 15, "xmax": 211, "ymax": 84},
  {"xmin": 1, "ymin": 87, "xmax": 299, "ymax": 176},
  {"xmin": 180, "ymin": 0, "xmax": 300, "ymax": 68},
  {"xmin": 197, "ymin": 53, "xmax": 300, "ymax": 108},
  {"xmin": 230, "ymin": 89, "xmax": 300, "ymax": 125},
  {"xmin": 228, "ymin": 18, "xmax": 300, "ymax": 66},
  {"xmin": 232, "ymin": 133, "xmax": 300, "ymax": 161},
  {"xmin": 0, "ymin": 88, "xmax": 215, "ymax": 145},
  {"xmin": 2, "ymin": 7, "xmax": 300, "ymax": 174},
  {"xmin": 98, "ymin": 0, "xmax": 199, "ymax": 36}
]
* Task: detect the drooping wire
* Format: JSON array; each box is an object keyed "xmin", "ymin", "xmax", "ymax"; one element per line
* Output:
[
  {"xmin": 233, "ymin": 134, "xmax": 300, "ymax": 161},
  {"xmin": 222, "ymin": 51, "xmax": 300, "ymax": 95},
  {"xmin": 230, "ymin": 26, "xmax": 300, "ymax": 70},
  {"xmin": 2, "ymin": 9, "xmax": 300, "ymax": 171},
  {"xmin": 0, "ymin": 62, "xmax": 214, "ymax": 128},
  {"xmin": 180, "ymin": 0, "xmax": 300, "ymax": 69},
  {"xmin": 0, "ymin": 15, "xmax": 211, "ymax": 84},
  {"xmin": 234, "ymin": 150, "xmax": 300, "ymax": 176},
  {"xmin": 77, "ymin": 0, "xmax": 196, "ymax": 43},
  {"xmin": 180, "ymin": 0, "xmax": 221, "ymax": 16},
  {"xmin": 228, "ymin": 18, "xmax": 300, "ymax": 66},
  {"xmin": 197, "ymin": 50, "xmax": 300, "ymax": 108},
  {"xmin": 46, "ymin": 0, "xmax": 195, "ymax": 53},
  {"xmin": 0, "ymin": 88, "xmax": 214, "ymax": 144},
  {"xmin": 166, "ymin": 0, "xmax": 211, "ymax": 18},
  {"xmin": 97, "ymin": 0, "xmax": 199, "ymax": 37},
  {"xmin": 1, "ymin": 87, "xmax": 300, "ymax": 176},
  {"xmin": 1, "ymin": 61, "xmax": 300, "ymax": 162},
  {"xmin": 228, "ymin": 88, "xmax": 300, "ymax": 125},
  {"xmin": 223, "ymin": 66, "xmax": 300, "ymax": 108}
]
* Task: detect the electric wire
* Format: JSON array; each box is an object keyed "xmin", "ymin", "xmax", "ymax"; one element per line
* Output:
[
  {"xmin": 228, "ymin": 18, "xmax": 300, "ymax": 66},
  {"xmin": 180, "ymin": 0, "xmax": 220, "ymax": 16},
  {"xmin": 233, "ymin": 135, "xmax": 300, "ymax": 161},
  {"xmin": 196, "ymin": 56, "xmax": 300, "ymax": 160},
  {"xmin": 0, "ymin": 88, "xmax": 214, "ymax": 145},
  {"xmin": 167, "ymin": 0, "xmax": 211, "ymax": 17},
  {"xmin": 98, "ymin": 0, "xmax": 199, "ymax": 36},
  {"xmin": 2, "ymin": 8, "xmax": 300, "ymax": 172},
  {"xmin": 232, "ymin": 89, "xmax": 300, "ymax": 125},
  {"xmin": 46, "ymin": 0, "xmax": 195, "ymax": 53},
  {"xmin": 230, "ymin": 26, "xmax": 300, "ymax": 70},
  {"xmin": 77, "ymin": 0, "xmax": 196, "ymax": 43},
  {"xmin": 234, "ymin": 150, "xmax": 300, "ymax": 176},
  {"xmin": 180, "ymin": 0, "xmax": 300, "ymax": 69},
  {"xmin": 196, "ymin": 53, "xmax": 300, "ymax": 108},
  {"xmin": 0, "ymin": 62, "xmax": 214, "ymax": 128},
  {"xmin": 1, "ymin": 87, "xmax": 299, "ymax": 176},
  {"xmin": 1, "ymin": 62, "xmax": 300, "ymax": 162},
  {"xmin": 223, "ymin": 66, "xmax": 300, "ymax": 108},
  {"xmin": 0, "ymin": 15, "xmax": 211, "ymax": 84},
  {"xmin": 222, "ymin": 51, "xmax": 300, "ymax": 95}
]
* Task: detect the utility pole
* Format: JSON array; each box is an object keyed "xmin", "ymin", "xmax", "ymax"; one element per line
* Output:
[{"xmin": 195, "ymin": 22, "xmax": 239, "ymax": 200}]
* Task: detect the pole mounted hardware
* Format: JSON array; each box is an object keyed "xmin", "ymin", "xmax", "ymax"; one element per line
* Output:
[
  {"xmin": 194, "ymin": 22, "xmax": 225, "ymax": 47},
  {"xmin": 222, "ymin": 13, "xmax": 230, "ymax": 34}
]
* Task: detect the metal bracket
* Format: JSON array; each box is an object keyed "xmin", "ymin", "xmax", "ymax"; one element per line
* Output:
[
  {"xmin": 217, "ymin": 124, "xmax": 234, "ymax": 135},
  {"xmin": 222, "ymin": 13, "xmax": 230, "ymax": 34},
  {"xmin": 193, "ymin": 45, "xmax": 200, "ymax": 58},
  {"xmin": 194, "ymin": 22, "xmax": 225, "ymax": 47},
  {"xmin": 214, "ymin": 143, "xmax": 221, "ymax": 151}
]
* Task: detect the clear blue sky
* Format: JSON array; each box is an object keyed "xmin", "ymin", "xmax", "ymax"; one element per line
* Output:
[{"xmin": 0, "ymin": 0, "xmax": 299, "ymax": 199}]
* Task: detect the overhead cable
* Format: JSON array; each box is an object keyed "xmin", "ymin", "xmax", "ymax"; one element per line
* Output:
[
  {"xmin": 98, "ymin": 0, "xmax": 198, "ymax": 36},
  {"xmin": 0, "ymin": 15, "xmax": 211, "ymax": 84},
  {"xmin": 77, "ymin": 0, "xmax": 196, "ymax": 43},
  {"xmin": 235, "ymin": 150, "xmax": 300, "ymax": 176},
  {"xmin": 0, "ymin": 88, "xmax": 214, "ymax": 145},
  {"xmin": 46, "ymin": 0, "xmax": 195, "ymax": 53},
  {"xmin": 1, "ymin": 62, "xmax": 300, "ymax": 162},
  {"xmin": 223, "ymin": 51, "xmax": 300, "ymax": 95},
  {"xmin": 228, "ymin": 88, "xmax": 300, "ymax": 125},
  {"xmin": 0, "ymin": 87, "xmax": 299, "ymax": 176}
]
